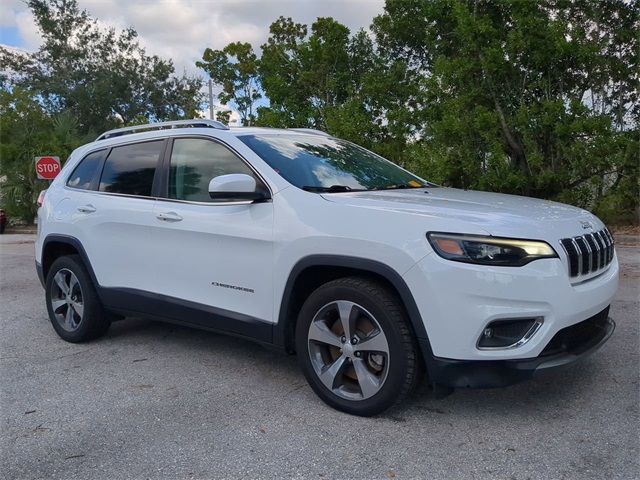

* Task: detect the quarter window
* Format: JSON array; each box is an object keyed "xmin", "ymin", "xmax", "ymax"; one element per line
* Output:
[
  {"xmin": 99, "ymin": 141, "xmax": 164, "ymax": 197},
  {"xmin": 67, "ymin": 150, "xmax": 106, "ymax": 190},
  {"xmin": 168, "ymin": 138, "xmax": 258, "ymax": 202}
]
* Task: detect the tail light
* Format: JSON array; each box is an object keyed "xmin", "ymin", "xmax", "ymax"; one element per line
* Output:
[{"xmin": 37, "ymin": 190, "xmax": 47, "ymax": 207}]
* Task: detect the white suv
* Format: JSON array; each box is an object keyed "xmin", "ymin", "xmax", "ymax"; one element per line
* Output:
[{"xmin": 36, "ymin": 119, "xmax": 618, "ymax": 416}]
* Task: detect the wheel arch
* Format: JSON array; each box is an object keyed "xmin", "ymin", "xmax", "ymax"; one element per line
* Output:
[
  {"xmin": 274, "ymin": 255, "xmax": 433, "ymax": 361},
  {"xmin": 41, "ymin": 235, "xmax": 101, "ymax": 292}
]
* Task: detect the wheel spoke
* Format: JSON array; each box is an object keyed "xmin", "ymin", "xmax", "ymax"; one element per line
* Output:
[
  {"xmin": 68, "ymin": 274, "xmax": 79, "ymax": 295},
  {"xmin": 71, "ymin": 301, "xmax": 84, "ymax": 318},
  {"xmin": 352, "ymin": 358, "xmax": 381, "ymax": 399},
  {"xmin": 318, "ymin": 354, "xmax": 348, "ymax": 390},
  {"xmin": 336, "ymin": 301, "xmax": 356, "ymax": 340},
  {"xmin": 54, "ymin": 272, "xmax": 69, "ymax": 295},
  {"xmin": 308, "ymin": 320, "xmax": 342, "ymax": 347},
  {"xmin": 354, "ymin": 331, "xmax": 389, "ymax": 354},
  {"xmin": 51, "ymin": 298, "xmax": 67, "ymax": 312},
  {"xmin": 64, "ymin": 305, "xmax": 75, "ymax": 329}
]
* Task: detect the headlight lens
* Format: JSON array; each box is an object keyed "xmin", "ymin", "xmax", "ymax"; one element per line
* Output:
[{"xmin": 427, "ymin": 232, "xmax": 557, "ymax": 266}]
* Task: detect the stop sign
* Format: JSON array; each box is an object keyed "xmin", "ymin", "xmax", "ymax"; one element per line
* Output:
[{"xmin": 35, "ymin": 156, "xmax": 61, "ymax": 180}]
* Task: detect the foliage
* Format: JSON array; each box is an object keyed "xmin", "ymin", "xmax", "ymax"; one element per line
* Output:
[
  {"xmin": 2, "ymin": 0, "xmax": 637, "ymax": 224},
  {"xmin": 197, "ymin": 42, "xmax": 261, "ymax": 125},
  {"xmin": 202, "ymin": 0, "xmax": 638, "ymax": 223},
  {"xmin": 0, "ymin": 89, "xmax": 87, "ymax": 221},
  {"xmin": 215, "ymin": 110, "xmax": 231, "ymax": 126},
  {"xmin": 0, "ymin": 0, "xmax": 203, "ymax": 221},
  {"xmin": 1, "ymin": 0, "xmax": 203, "ymax": 134},
  {"xmin": 372, "ymin": 0, "xmax": 638, "ymax": 219}
]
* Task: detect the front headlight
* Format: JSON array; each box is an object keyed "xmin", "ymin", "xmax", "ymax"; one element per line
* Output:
[{"xmin": 427, "ymin": 232, "xmax": 558, "ymax": 266}]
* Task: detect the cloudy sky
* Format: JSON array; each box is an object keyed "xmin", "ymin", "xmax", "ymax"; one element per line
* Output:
[{"xmin": 0, "ymin": 0, "xmax": 386, "ymax": 76}]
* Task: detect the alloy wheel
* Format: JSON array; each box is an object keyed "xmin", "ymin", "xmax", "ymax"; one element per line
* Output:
[
  {"xmin": 50, "ymin": 268, "xmax": 84, "ymax": 332},
  {"xmin": 307, "ymin": 300, "xmax": 390, "ymax": 401}
]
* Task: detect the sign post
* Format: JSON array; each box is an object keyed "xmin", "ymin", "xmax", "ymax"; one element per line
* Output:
[{"xmin": 35, "ymin": 156, "xmax": 61, "ymax": 181}]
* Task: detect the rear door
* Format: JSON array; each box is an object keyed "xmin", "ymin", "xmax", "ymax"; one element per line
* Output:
[
  {"xmin": 72, "ymin": 139, "xmax": 167, "ymax": 292},
  {"xmin": 148, "ymin": 136, "xmax": 274, "ymax": 326}
]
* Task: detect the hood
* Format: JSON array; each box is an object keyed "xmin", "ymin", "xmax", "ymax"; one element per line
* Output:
[{"xmin": 321, "ymin": 187, "xmax": 600, "ymax": 238}]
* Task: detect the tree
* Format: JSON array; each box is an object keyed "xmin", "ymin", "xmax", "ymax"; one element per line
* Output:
[
  {"xmin": 254, "ymin": 17, "xmax": 428, "ymax": 165},
  {"xmin": 216, "ymin": 110, "xmax": 231, "ymax": 126},
  {"xmin": 373, "ymin": 0, "xmax": 638, "ymax": 220},
  {"xmin": 0, "ymin": 0, "xmax": 203, "ymax": 135},
  {"xmin": 0, "ymin": 89, "xmax": 87, "ymax": 221},
  {"xmin": 0, "ymin": 0, "xmax": 204, "ymax": 222},
  {"xmin": 197, "ymin": 42, "xmax": 261, "ymax": 126},
  {"xmin": 258, "ymin": 17, "xmax": 354, "ymax": 129}
]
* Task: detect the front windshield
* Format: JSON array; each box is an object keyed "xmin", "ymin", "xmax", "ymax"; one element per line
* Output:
[{"xmin": 238, "ymin": 134, "xmax": 429, "ymax": 192}]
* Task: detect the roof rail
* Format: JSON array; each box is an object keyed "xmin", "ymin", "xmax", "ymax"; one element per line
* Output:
[
  {"xmin": 96, "ymin": 119, "xmax": 229, "ymax": 141},
  {"xmin": 289, "ymin": 128, "xmax": 330, "ymax": 136}
]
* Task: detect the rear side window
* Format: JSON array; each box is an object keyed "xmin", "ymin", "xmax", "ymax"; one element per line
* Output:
[
  {"xmin": 67, "ymin": 150, "xmax": 106, "ymax": 190},
  {"xmin": 99, "ymin": 141, "xmax": 164, "ymax": 196}
]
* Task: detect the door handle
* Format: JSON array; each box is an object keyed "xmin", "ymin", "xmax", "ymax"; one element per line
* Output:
[
  {"xmin": 77, "ymin": 205, "xmax": 96, "ymax": 214},
  {"xmin": 156, "ymin": 211, "xmax": 183, "ymax": 222}
]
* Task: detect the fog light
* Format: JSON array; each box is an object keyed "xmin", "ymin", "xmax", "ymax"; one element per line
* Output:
[{"xmin": 477, "ymin": 318, "xmax": 543, "ymax": 349}]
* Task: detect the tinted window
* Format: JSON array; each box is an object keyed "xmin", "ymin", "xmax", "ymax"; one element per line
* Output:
[
  {"xmin": 169, "ymin": 138, "xmax": 256, "ymax": 202},
  {"xmin": 238, "ymin": 134, "xmax": 428, "ymax": 192},
  {"xmin": 67, "ymin": 150, "xmax": 106, "ymax": 190},
  {"xmin": 99, "ymin": 141, "xmax": 163, "ymax": 196}
]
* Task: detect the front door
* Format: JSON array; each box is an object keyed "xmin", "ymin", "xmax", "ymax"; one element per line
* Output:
[{"xmin": 148, "ymin": 136, "xmax": 275, "ymax": 330}]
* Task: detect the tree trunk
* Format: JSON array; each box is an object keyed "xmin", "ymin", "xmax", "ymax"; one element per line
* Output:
[{"xmin": 494, "ymin": 98, "xmax": 530, "ymax": 178}]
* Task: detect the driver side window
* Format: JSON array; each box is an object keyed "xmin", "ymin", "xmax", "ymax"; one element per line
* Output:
[{"xmin": 168, "ymin": 138, "xmax": 259, "ymax": 203}]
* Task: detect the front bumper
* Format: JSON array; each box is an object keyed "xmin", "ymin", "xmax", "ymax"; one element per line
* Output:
[
  {"xmin": 421, "ymin": 306, "xmax": 615, "ymax": 388},
  {"xmin": 403, "ymin": 251, "xmax": 618, "ymax": 360}
]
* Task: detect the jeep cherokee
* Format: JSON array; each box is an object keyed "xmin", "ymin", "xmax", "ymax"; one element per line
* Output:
[{"xmin": 36, "ymin": 119, "xmax": 617, "ymax": 416}]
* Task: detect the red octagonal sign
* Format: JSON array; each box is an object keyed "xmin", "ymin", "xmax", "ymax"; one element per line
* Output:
[{"xmin": 35, "ymin": 156, "xmax": 61, "ymax": 180}]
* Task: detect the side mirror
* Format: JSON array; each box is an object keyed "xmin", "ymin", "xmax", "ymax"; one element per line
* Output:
[{"xmin": 208, "ymin": 174, "xmax": 269, "ymax": 202}]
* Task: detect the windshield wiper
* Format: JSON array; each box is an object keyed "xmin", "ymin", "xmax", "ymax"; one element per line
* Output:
[
  {"xmin": 368, "ymin": 184, "xmax": 427, "ymax": 191},
  {"xmin": 302, "ymin": 185, "xmax": 357, "ymax": 193}
]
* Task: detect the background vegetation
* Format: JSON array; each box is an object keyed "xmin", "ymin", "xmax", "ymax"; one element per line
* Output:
[
  {"xmin": 2, "ymin": 0, "xmax": 638, "ymax": 224},
  {"xmin": 0, "ymin": 0, "xmax": 202, "ymax": 221}
]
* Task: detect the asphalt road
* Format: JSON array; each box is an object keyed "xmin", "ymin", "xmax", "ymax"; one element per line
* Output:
[{"xmin": 1, "ymin": 234, "xmax": 638, "ymax": 480}]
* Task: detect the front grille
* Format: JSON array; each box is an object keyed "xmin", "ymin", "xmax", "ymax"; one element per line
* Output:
[{"xmin": 560, "ymin": 228, "xmax": 614, "ymax": 278}]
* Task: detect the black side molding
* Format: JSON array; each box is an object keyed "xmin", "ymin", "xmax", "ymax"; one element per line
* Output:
[{"xmin": 98, "ymin": 287, "xmax": 273, "ymax": 345}]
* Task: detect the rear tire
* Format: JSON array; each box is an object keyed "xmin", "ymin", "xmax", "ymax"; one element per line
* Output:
[
  {"xmin": 296, "ymin": 276, "xmax": 422, "ymax": 416},
  {"xmin": 45, "ymin": 255, "xmax": 110, "ymax": 342}
]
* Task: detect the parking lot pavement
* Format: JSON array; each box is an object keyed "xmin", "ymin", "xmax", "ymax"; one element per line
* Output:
[{"xmin": 1, "ymin": 235, "xmax": 638, "ymax": 480}]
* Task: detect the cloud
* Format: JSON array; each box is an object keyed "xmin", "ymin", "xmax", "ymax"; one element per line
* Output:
[
  {"xmin": 0, "ymin": 0, "xmax": 22, "ymax": 27},
  {"xmin": 13, "ymin": 9, "xmax": 40, "ymax": 50},
  {"xmin": 1, "ymin": 0, "xmax": 385, "ymax": 76}
]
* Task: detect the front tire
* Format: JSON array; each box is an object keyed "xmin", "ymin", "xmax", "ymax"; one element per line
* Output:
[
  {"xmin": 45, "ymin": 255, "xmax": 110, "ymax": 342},
  {"xmin": 296, "ymin": 277, "xmax": 422, "ymax": 416}
]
